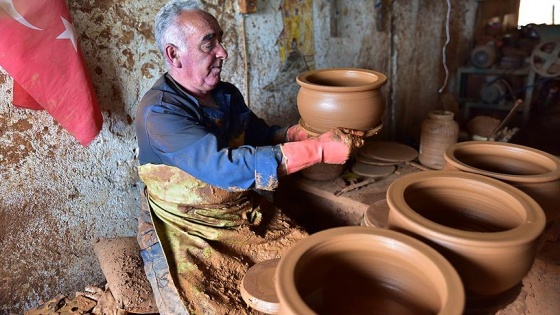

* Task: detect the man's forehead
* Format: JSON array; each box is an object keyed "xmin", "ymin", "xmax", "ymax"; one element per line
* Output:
[{"xmin": 180, "ymin": 10, "xmax": 223, "ymax": 39}]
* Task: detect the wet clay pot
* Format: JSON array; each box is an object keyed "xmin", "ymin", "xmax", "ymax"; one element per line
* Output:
[
  {"xmin": 386, "ymin": 171, "xmax": 546, "ymax": 300},
  {"xmin": 275, "ymin": 226, "xmax": 465, "ymax": 315},
  {"xmin": 296, "ymin": 68, "xmax": 387, "ymax": 133},
  {"xmin": 443, "ymin": 141, "xmax": 560, "ymax": 226}
]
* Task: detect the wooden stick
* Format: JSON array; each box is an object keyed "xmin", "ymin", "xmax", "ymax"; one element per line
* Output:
[
  {"xmin": 334, "ymin": 178, "xmax": 377, "ymax": 196},
  {"xmin": 489, "ymin": 99, "xmax": 523, "ymax": 139},
  {"xmin": 405, "ymin": 160, "xmax": 432, "ymax": 171}
]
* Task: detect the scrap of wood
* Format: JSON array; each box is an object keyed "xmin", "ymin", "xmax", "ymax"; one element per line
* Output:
[
  {"xmin": 405, "ymin": 161, "xmax": 432, "ymax": 171},
  {"xmin": 92, "ymin": 237, "xmax": 157, "ymax": 314},
  {"xmin": 334, "ymin": 178, "xmax": 377, "ymax": 196}
]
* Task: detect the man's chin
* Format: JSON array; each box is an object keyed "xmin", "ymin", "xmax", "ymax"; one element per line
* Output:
[{"xmin": 206, "ymin": 75, "xmax": 221, "ymax": 88}]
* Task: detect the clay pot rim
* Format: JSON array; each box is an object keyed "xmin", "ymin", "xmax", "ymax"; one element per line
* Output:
[
  {"xmin": 275, "ymin": 226, "xmax": 465, "ymax": 315},
  {"xmin": 296, "ymin": 68, "xmax": 388, "ymax": 92},
  {"xmin": 428, "ymin": 110, "xmax": 455, "ymax": 118},
  {"xmin": 387, "ymin": 171, "xmax": 546, "ymax": 245},
  {"xmin": 444, "ymin": 141, "xmax": 560, "ymax": 182}
]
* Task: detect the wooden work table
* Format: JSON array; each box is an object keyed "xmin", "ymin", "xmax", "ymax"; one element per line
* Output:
[{"xmin": 274, "ymin": 162, "xmax": 560, "ymax": 315}]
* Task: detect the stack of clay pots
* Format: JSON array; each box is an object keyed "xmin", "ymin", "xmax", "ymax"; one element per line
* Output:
[{"xmin": 295, "ymin": 68, "xmax": 387, "ymax": 181}]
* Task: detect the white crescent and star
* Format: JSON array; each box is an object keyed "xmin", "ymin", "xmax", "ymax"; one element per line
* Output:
[{"xmin": 1, "ymin": 0, "xmax": 78, "ymax": 52}]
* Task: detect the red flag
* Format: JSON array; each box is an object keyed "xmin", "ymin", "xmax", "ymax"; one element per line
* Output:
[{"xmin": 0, "ymin": 0, "xmax": 103, "ymax": 146}]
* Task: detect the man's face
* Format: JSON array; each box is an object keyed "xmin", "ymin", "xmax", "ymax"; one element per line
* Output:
[{"xmin": 169, "ymin": 10, "xmax": 228, "ymax": 95}]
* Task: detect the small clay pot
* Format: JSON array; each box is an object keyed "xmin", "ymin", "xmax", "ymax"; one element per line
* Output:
[
  {"xmin": 443, "ymin": 141, "xmax": 560, "ymax": 226},
  {"xmin": 275, "ymin": 226, "xmax": 465, "ymax": 315},
  {"xmin": 386, "ymin": 171, "xmax": 546, "ymax": 299},
  {"xmin": 296, "ymin": 68, "xmax": 387, "ymax": 133},
  {"xmin": 418, "ymin": 110, "xmax": 459, "ymax": 170}
]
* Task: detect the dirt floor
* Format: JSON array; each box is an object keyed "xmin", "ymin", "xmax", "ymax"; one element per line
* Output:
[
  {"xmin": 497, "ymin": 235, "xmax": 560, "ymax": 315},
  {"xmin": 25, "ymin": 237, "xmax": 159, "ymax": 315}
]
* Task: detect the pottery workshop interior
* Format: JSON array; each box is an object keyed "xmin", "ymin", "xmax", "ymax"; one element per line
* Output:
[{"xmin": 1, "ymin": 0, "xmax": 560, "ymax": 314}]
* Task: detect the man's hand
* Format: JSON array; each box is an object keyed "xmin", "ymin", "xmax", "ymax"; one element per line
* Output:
[
  {"xmin": 279, "ymin": 127, "xmax": 364, "ymax": 175},
  {"xmin": 285, "ymin": 124, "xmax": 313, "ymax": 142}
]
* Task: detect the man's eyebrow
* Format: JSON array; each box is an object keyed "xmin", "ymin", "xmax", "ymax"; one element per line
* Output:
[
  {"xmin": 202, "ymin": 31, "xmax": 223, "ymax": 41},
  {"xmin": 202, "ymin": 33, "xmax": 216, "ymax": 41}
]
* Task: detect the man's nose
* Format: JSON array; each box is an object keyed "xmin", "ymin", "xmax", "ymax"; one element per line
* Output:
[{"xmin": 216, "ymin": 42, "xmax": 228, "ymax": 60}]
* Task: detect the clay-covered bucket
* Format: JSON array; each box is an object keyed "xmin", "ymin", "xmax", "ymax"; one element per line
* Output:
[
  {"xmin": 275, "ymin": 226, "xmax": 465, "ymax": 315},
  {"xmin": 296, "ymin": 68, "xmax": 387, "ymax": 133},
  {"xmin": 386, "ymin": 171, "xmax": 546, "ymax": 300},
  {"xmin": 443, "ymin": 141, "xmax": 560, "ymax": 225}
]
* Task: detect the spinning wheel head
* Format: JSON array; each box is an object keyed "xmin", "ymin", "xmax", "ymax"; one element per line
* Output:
[{"xmin": 531, "ymin": 40, "xmax": 560, "ymax": 78}]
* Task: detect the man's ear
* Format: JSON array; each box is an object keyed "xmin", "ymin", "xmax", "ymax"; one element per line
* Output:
[{"xmin": 164, "ymin": 44, "xmax": 182, "ymax": 67}]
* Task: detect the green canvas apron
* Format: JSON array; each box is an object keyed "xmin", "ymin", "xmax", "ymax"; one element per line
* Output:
[{"xmin": 137, "ymin": 164, "xmax": 308, "ymax": 314}]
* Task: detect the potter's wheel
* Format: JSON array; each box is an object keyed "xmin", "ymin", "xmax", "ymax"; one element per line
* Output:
[
  {"xmin": 240, "ymin": 258, "xmax": 280, "ymax": 314},
  {"xmin": 358, "ymin": 140, "xmax": 418, "ymax": 163},
  {"xmin": 351, "ymin": 161, "xmax": 396, "ymax": 178},
  {"xmin": 299, "ymin": 119, "xmax": 383, "ymax": 138},
  {"xmin": 356, "ymin": 153, "xmax": 398, "ymax": 166}
]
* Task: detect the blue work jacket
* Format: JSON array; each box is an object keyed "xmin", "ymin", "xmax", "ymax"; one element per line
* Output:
[{"xmin": 136, "ymin": 74, "xmax": 285, "ymax": 191}]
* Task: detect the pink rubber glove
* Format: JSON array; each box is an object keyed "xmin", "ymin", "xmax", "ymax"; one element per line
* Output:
[
  {"xmin": 285, "ymin": 124, "xmax": 314, "ymax": 142},
  {"xmin": 279, "ymin": 128, "xmax": 364, "ymax": 175}
]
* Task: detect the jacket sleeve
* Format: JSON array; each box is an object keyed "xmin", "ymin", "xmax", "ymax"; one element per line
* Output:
[{"xmin": 144, "ymin": 102, "xmax": 284, "ymax": 191}]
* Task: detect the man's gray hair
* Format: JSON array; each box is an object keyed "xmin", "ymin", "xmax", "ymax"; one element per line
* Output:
[{"xmin": 154, "ymin": 0, "xmax": 203, "ymax": 53}]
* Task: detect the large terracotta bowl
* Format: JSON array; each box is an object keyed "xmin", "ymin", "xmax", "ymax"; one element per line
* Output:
[
  {"xmin": 443, "ymin": 141, "xmax": 560, "ymax": 226},
  {"xmin": 296, "ymin": 68, "xmax": 387, "ymax": 133},
  {"xmin": 386, "ymin": 171, "xmax": 546, "ymax": 300},
  {"xmin": 275, "ymin": 226, "xmax": 465, "ymax": 315}
]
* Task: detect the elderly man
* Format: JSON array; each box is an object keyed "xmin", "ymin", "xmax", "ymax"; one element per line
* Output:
[{"xmin": 135, "ymin": 0, "xmax": 363, "ymax": 313}]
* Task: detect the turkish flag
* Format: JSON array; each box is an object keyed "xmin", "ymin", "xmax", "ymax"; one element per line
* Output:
[{"xmin": 0, "ymin": 0, "xmax": 102, "ymax": 146}]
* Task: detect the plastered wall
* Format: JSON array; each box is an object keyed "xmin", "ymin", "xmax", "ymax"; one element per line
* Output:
[{"xmin": 0, "ymin": 0, "xmax": 476, "ymax": 312}]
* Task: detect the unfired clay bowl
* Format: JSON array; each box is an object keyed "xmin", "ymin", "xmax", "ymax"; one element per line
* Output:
[
  {"xmin": 275, "ymin": 226, "xmax": 465, "ymax": 315},
  {"xmin": 296, "ymin": 68, "xmax": 387, "ymax": 133},
  {"xmin": 443, "ymin": 141, "xmax": 560, "ymax": 226},
  {"xmin": 386, "ymin": 171, "xmax": 546, "ymax": 299}
]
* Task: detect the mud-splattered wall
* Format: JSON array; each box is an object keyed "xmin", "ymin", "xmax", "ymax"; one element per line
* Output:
[{"xmin": 0, "ymin": 0, "xmax": 477, "ymax": 312}]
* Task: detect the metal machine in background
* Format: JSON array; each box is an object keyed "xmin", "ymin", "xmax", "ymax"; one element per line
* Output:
[{"xmin": 457, "ymin": 23, "xmax": 560, "ymax": 123}]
